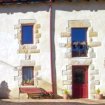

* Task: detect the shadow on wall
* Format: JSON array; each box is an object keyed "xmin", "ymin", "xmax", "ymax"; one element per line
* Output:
[
  {"xmin": 0, "ymin": 81, "xmax": 10, "ymax": 99},
  {"xmin": 0, "ymin": 4, "xmax": 49, "ymax": 14},
  {"xmin": 0, "ymin": 1, "xmax": 105, "ymax": 14},
  {"xmin": 39, "ymin": 79, "xmax": 53, "ymax": 90}
]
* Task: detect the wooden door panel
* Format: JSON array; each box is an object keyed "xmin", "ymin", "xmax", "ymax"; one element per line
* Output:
[{"xmin": 72, "ymin": 66, "xmax": 88, "ymax": 98}]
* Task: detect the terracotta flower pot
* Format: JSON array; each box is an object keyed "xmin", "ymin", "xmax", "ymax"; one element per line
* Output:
[
  {"xmin": 63, "ymin": 94, "xmax": 69, "ymax": 99},
  {"xmin": 95, "ymin": 94, "xmax": 103, "ymax": 99}
]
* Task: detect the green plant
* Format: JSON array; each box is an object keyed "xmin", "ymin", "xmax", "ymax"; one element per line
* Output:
[
  {"xmin": 96, "ymin": 88, "xmax": 100, "ymax": 94},
  {"xmin": 26, "ymin": 79, "xmax": 29, "ymax": 83},
  {"xmin": 63, "ymin": 89, "xmax": 70, "ymax": 95}
]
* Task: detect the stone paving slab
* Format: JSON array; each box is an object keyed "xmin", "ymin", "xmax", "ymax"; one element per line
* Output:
[{"xmin": 0, "ymin": 99, "xmax": 105, "ymax": 105}]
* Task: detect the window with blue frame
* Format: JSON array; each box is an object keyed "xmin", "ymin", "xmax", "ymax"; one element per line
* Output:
[
  {"xmin": 22, "ymin": 66, "xmax": 34, "ymax": 85},
  {"xmin": 21, "ymin": 25, "xmax": 33, "ymax": 44},
  {"xmin": 71, "ymin": 28, "xmax": 87, "ymax": 57}
]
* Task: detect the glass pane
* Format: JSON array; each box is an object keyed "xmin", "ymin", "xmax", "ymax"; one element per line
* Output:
[
  {"xmin": 22, "ymin": 67, "xmax": 34, "ymax": 84},
  {"xmin": 71, "ymin": 28, "xmax": 87, "ymax": 57},
  {"xmin": 22, "ymin": 25, "xmax": 33, "ymax": 44},
  {"xmin": 74, "ymin": 69, "xmax": 84, "ymax": 84}
]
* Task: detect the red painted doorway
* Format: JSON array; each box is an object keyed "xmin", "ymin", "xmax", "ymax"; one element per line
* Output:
[{"xmin": 72, "ymin": 66, "xmax": 88, "ymax": 98}]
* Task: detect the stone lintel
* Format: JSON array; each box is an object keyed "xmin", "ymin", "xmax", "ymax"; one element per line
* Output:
[
  {"xmin": 21, "ymin": 60, "xmax": 35, "ymax": 66},
  {"xmin": 19, "ymin": 19, "xmax": 36, "ymax": 24},
  {"xmin": 70, "ymin": 59, "xmax": 92, "ymax": 65},
  {"xmin": 68, "ymin": 20, "xmax": 90, "ymax": 28}
]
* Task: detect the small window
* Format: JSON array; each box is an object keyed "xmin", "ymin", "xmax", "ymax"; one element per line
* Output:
[
  {"xmin": 71, "ymin": 28, "xmax": 87, "ymax": 57},
  {"xmin": 22, "ymin": 66, "xmax": 34, "ymax": 86},
  {"xmin": 21, "ymin": 25, "xmax": 33, "ymax": 44}
]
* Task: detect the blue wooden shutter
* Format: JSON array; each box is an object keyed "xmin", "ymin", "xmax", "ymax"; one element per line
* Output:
[{"xmin": 22, "ymin": 25, "xmax": 33, "ymax": 44}]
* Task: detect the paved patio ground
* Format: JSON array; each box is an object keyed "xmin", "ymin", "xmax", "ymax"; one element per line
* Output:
[{"xmin": 1, "ymin": 99, "xmax": 105, "ymax": 105}]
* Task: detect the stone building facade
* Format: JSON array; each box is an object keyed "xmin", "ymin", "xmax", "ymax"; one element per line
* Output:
[{"xmin": 0, "ymin": 0, "xmax": 104, "ymax": 99}]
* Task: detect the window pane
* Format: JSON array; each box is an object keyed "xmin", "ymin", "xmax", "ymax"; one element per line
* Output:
[
  {"xmin": 22, "ymin": 67, "xmax": 34, "ymax": 85},
  {"xmin": 22, "ymin": 25, "xmax": 33, "ymax": 44},
  {"xmin": 73, "ymin": 69, "xmax": 84, "ymax": 84},
  {"xmin": 71, "ymin": 28, "xmax": 87, "ymax": 57},
  {"xmin": 72, "ymin": 28, "xmax": 87, "ymax": 42}
]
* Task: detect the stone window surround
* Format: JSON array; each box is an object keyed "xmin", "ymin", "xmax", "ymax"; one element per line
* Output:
[
  {"xmin": 18, "ymin": 60, "xmax": 41, "ymax": 87},
  {"xmin": 18, "ymin": 19, "xmax": 36, "ymax": 45},
  {"xmin": 60, "ymin": 20, "xmax": 101, "ymax": 58},
  {"xmin": 15, "ymin": 19, "xmax": 41, "ymax": 54}
]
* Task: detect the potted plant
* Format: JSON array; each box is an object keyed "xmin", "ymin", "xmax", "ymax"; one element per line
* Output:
[
  {"xmin": 63, "ymin": 89, "xmax": 70, "ymax": 99},
  {"xmin": 95, "ymin": 88, "xmax": 103, "ymax": 99}
]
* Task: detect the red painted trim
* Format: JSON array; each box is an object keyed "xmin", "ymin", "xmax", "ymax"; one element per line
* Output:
[
  {"xmin": 49, "ymin": 0, "xmax": 53, "ymax": 94},
  {"xmin": 49, "ymin": 0, "xmax": 57, "ymax": 97}
]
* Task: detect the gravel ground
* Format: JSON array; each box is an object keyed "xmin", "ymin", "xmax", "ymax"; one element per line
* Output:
[{"xmin": 0, "ymin": 99, "xmax": 105, "ymax": 105}]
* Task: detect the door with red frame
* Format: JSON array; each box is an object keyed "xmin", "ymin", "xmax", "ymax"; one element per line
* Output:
[{"xmin": 72, "ymin": 66, "xmax": 88, "ymax": 98}]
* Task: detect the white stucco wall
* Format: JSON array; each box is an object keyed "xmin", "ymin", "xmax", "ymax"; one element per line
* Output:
[
  {"xmin": 0, "ymin": 1, "xmax": 105, "ymax": 99},
  {"xmin": 0, "ymin": 4, "xmax": 51, "ymax": 98},
  {"xmin": 54, "ymin": 1, "xmax": 105, "ymax": 98}
]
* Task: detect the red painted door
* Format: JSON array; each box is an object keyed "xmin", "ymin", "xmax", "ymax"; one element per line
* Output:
[{"xmin": 72, "ymin": 66, "xmax": 88, "ymax": 98}]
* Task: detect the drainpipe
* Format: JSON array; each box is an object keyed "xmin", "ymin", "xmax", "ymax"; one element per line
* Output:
[{"xmin": 49, "ymin": 0, "xmax": 57, "ymax": 98}]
